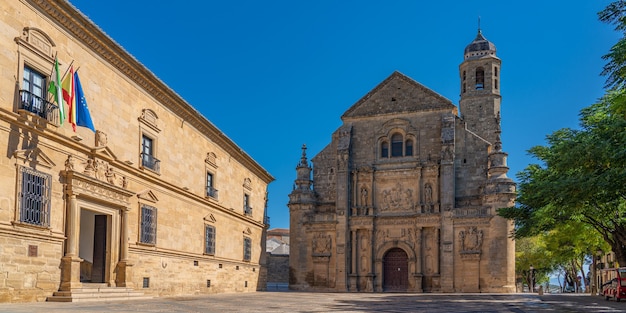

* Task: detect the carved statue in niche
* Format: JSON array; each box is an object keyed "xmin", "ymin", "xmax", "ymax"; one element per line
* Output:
[
  {"xmin": 425, "ymin": 231, "xmax": 434, "ymax": 273},
  {"xmin": 361, "ymin": 256, "xmax": 368, "ymax": 273},
  {"xmin": 459, "ymin": 227, "xmax": 483, "ymax": 253},
  {"xmin": 312, "ymin": 233, "xmax": 332, "ymax": 255},
  {"xmin": 405, "ymin": 227, "xmax": 416, "ymax": 248},
  {"xmin": 376, "ymin": 229, "xmax": 387, "ymax": 244},
  {"xmin": 65, "ymin": 155, "xmax": 76, "ymax": 171},
  {"xmin": 95, "ymin": 130, "xmax": 107, "ymax": 147},
  {"xmin": 360, "ymin": 233, "xmax": 368, "ymax": 252},
  {"xmin": 424, "ymin": 183, "xmax": 434, "ymax": 213},
  {"xmin": 442, "ymin": 145, "xmax": 453, "ymax": 161},
  {"xmin": 360, "ymin": 186, "xmax": 368, "ymax": 207}
]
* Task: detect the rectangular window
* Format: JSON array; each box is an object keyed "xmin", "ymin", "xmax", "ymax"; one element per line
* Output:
[
  {"xmin": 141, "ymin": 135, "xmax": 160, "ymax": 173},
  {"xmin": 205, "ymin": 225, "xmax": 215, "ymax": 255},
  {"xmin": 21, "ymin": 66, "xmax": 53, "ymax": 119},
  {"xmin": 18, "ymin": 166, "xmax": 51, "ymax": 227},
  {"xmin": 206, "ymin": 172, "xmax": 218, "ymax": 199},
  {"xmin": 140, "ymin": 205, "xmax": 157, "ymax": 245},
  {"xmin": 243, "ymin": 237, "xmax": 251, "ymax": 261},
  {"xmin": 243, "ymin": 194, "xmax": 252, "ymax": 216}
]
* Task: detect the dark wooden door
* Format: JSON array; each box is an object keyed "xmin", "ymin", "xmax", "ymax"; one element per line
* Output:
[
  {"xmin": 383, "ymin": 248, "xmax": 408, "ymax": 291},
  {"xmin": 91, "ymin": 215, "xmax": 107, "ymax": 283}
]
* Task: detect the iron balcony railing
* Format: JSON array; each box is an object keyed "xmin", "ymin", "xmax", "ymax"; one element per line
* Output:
[
  {"xmin": 141, "ymin": 152, "xmax": 160, "ymax": 173},
  {"xmin": 19, "ymin": 90, "xmax": 59, "ymax": 125},
  {"xmin": 244, "ymin": 206, "xmax": 253, "ymax": 216},
  {"xmin": 206, "ymin": 186, "xmax": 219, "ymax": 199}
]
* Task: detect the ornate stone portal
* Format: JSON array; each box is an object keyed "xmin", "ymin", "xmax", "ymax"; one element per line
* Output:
[{"xmin": 289, "ymin": 30, "xmax": 516, "ymax": 293}]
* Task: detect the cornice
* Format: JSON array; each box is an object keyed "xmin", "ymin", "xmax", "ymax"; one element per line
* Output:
[{"xmin": 27, "ymin": 0, "xmax": 273, "ymax": 184}]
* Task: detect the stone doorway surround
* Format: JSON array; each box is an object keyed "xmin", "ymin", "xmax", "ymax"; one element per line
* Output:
[
  {"xmin": 61, "ymin": 165, "xmax": 134, "ymax": 292},
  {"xmin": 374, "ymin": 242, "xmax": 421, "ymax": 292}
]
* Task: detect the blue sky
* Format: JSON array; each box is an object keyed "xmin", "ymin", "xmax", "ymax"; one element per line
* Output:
[{"xmin": 68, "ymin": 0, "xmax": 618, "ymax": 230}]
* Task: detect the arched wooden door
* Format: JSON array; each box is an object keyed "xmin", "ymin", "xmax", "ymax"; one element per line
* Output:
[{"xmin": 383, "ymin": 248, "xmax": 408, "ymax": 291}]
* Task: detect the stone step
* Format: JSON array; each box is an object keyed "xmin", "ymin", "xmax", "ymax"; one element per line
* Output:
[{"xmin": 47, "ymin": 285, "xmax": 152, "ymax": 302}]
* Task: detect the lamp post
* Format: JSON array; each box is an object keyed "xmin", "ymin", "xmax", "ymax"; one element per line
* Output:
[{"xmin": 530, "ymin": 265, "xmax": 535, "ymax": 293}]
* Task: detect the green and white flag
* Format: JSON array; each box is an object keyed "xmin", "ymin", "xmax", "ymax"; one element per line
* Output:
[{"xmin": 48, "ymin": 56, "xmax": 65, "ymax": 125}]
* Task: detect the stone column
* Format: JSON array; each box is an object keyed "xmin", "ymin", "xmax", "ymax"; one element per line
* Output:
[
  {"xmin": 116, "ymin": 207, "xmax": 134, "ymax": 287},
  {"xmin": 60, "ymin": 193, "xmax": 82, "ymax": 291},
  {"xmin": 349, "ymin": 230, "xmax": 357, "ymax": 291}
]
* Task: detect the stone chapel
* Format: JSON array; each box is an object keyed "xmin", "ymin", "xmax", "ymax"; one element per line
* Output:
[{"xmin": 288, "ymin": 29, "xmax": 517, "ymax": 293}]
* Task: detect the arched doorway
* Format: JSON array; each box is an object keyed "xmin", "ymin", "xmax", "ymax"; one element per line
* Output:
[{"xmin": 383, "ymin": 248, "xmax": 408, "ymax": 291}]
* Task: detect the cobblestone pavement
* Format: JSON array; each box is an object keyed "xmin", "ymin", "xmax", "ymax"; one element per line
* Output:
[{"xmin": 1, "ymin": 292, "xmax": 625, "ymax": 313}]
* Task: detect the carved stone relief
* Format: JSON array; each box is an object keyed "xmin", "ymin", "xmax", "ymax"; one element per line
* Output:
[
  {"xmin": 459, "ymin": 227, "xmax": 483, "ymax": 254},
  {"xmin": 312, "ymin": 233, "xmax": 332, "ymax": 256},
  {"xmin": 95, "ymin": 130, "xmax": 108, "ymax": 147},
  {"xmin": 64, "ymin": 155, "xmax": 128, "ymax": 188},
  {"xmin": 380, "ymin": 182, "xmax": 414, "ymax": 212}
]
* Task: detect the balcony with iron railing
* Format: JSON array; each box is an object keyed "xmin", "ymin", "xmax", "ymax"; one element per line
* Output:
[
  {"xmin": 141, "ymin": 152, "xmax": 160, "ymax": 173},
  {"xmin": 244, "ymin": 206, "xmax": 253, "ymax": 216},
  {"xmin": 19, "ymin": 90, "xmax": 59, "ymax": 125},
  {"xmin": 206, "ymin": 186, "xmax": 219, "ymax": 199}
]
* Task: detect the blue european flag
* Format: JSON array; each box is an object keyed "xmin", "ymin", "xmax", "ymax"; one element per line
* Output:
[{"xmin": 73, "ymin": 72, "xmax": 95, "ymax": 132}]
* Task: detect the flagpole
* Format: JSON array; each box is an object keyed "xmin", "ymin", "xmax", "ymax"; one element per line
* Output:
[
  {"xmin": 48, "ymin": 52, "xmax": 57, "ymax": 77},
  {"xmin": 60, "ymin": 60, "xmax": 74, "ymax": 80}
]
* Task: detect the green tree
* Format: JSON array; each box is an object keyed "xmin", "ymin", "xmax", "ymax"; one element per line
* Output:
[{"xmin": 499, "ymin": 0, "xmax": 626, "ymax": 266}]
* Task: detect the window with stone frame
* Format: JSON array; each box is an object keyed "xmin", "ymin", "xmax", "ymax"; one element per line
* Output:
[
  {"xmin": 140, "ymin": 204, "xmax": 157, "ymax": 245},
  {"xmin": 140, "ymin": 134, "xmax": 160, "ymax": 173},
  {"xmin": 391, "ymin": 133, "xmax": 403, "ymax": 157},
  {"xmin": 381, "ymin": 133, "xmax": 415, "ymax": 159},
  {"xmin": 204, "ymin": 225, "xmax": 215, "ymax": 255},
  {"xmin": 15, "ymin": 27, "xmax": 60, "ymax": 125},
  {"xmin": 381, "ymin": 141, "xmax": 389, "ymax": 158},
  {"xmin": 243, "ymin": 194, "xmax": 252, "ymax": 216},
  {"xmin": 206, "ymin": 172, "xmax": 218, "ymax": 199},
  {"xmin": 243, "ymin": 237, "xmax": 251, "ymax": 261},
  {"xmin": 17, "ymin": 166, "xmax": 51, "ymax": 227},
  {"xmin": 21, "ymin": 66, "xmax": 50, "ymax": 119},
  {"xmin": 475, "ymin": 67, "xmax": 485, "ymax": 90}
]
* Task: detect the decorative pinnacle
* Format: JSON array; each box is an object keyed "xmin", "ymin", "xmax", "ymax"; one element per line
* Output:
[{"xmin": 298, "ymin": 144, "xmax": 308, "ymax": 167}]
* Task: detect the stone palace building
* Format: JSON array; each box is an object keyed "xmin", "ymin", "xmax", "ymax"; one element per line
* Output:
[
  {"xmin": 0, "ymin": 0, "xmax": 273, "ymax": 302},
  {"xmin": 288, "ymin": 30, "xmax": 516, "ymax": 293}
]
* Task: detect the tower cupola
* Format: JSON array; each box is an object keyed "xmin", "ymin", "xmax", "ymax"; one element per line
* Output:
[{"xmin": 464, "ymin": 29, "xmax": 496, "ymax": 60}]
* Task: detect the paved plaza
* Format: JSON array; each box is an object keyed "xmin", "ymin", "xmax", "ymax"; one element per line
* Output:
[{"xmin": 1, "ymin": 292, "xmax": 625, "ymax": 313}]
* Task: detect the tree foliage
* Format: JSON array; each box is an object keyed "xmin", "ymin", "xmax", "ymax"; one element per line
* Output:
[{"xmin": 499, "ymin": 1, "xmax": 626, "ymax": 265}]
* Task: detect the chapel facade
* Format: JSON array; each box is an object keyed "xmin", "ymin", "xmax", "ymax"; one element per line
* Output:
[
  {"xmin": 288, "ymin": 30, "xmax": 516, "ymax": 292},
  {"xmin": 0, "ymin": 0, "xmax": 272, "ymax": 302}
]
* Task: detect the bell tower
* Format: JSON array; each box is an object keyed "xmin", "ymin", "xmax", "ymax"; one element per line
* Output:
[{"xmin": 459, "ymin": 28, "xmax": 501, "ymax": 143}]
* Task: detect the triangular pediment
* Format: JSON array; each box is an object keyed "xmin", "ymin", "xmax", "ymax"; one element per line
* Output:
[
  {"xmin": 243, "ymin": 227, "xmax": 252, "ymax": 235},
  {"xmin": 91, "ymin": 146, "xmax": 118, "ymax": 161},
  {"xmin": 341, "ymin": 71, "xmax": 457, "ymax": 119},
  {"xmin": 14, "ymin": 147, "xmax": 56, "ymax": 169},
  {"xmin": 137, "ymin": 189, "xmax": 158, "ymax": 203},
  {"xmin": 204, "ymin": 214, "xmax": 216, "ymax": 223}
]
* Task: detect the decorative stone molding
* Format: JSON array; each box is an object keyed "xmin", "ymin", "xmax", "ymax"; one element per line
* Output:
[
  {"xmin": 138, "ymin": 109, "xmax": 160, "ymax": 133},
  {"xmin": 14, "ymin": 147, "xmax": 56, "ymax": 169},
  {"xmin": 243, "ymin": 178, "xmax": 252, "ymax": 190},
  {"xmin": 204, "ymin": 213, "xmax": 216, "ymax": 223},
  {"xmin": 137, "ymin": 189, "xmax": 158, "ymax": 203},
  {"xmin": 205, "ymin": 152, "xmax": 217, "ymax": 168},
  {"xmin": 63, "ymin": 170, "xmax": 133, "ymax": 207},
  {"xmin": 14, "ymin": 27, "xmax": 55, "ymax": 62}
]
